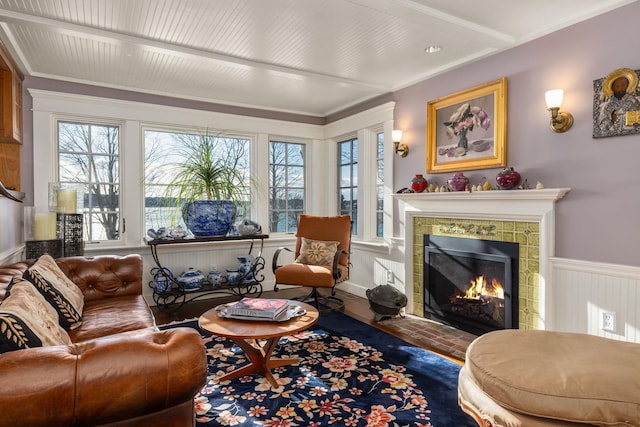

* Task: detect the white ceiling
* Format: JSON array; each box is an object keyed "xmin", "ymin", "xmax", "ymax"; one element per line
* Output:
[{"xmin": 0, "ymin": 0, "xmax": 634, "ymax": 117}]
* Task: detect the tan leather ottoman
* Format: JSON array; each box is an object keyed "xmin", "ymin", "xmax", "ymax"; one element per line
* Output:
[{"xmin": 458, "ymin": 330, "xmax": 640, "ymax": 426}]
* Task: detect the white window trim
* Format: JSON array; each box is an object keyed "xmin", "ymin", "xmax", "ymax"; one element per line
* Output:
[
  {"xmin": 30, "ymin": 89, "xmax": 395, "ymax": 247},
  {"xmin": 30, "ymin": 89, "xmax": 324, "ymax": 249},
  {"xmin": 324, "ymin": 102, "xmax": 396, "ymax": 242}
]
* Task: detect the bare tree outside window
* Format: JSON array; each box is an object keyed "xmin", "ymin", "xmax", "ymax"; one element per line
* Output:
[
  {"xmin": 58, "ymin": 121, "xmax": 120, "ymax": 241},
  {"xmin": 269, "ymin": 141, "xmax": 305, "ymax": 233}
]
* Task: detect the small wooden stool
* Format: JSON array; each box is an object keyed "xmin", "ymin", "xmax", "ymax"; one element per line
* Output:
[{"xmin": 458, "ymin": 329, "xmax": 640, "ymax": 426}]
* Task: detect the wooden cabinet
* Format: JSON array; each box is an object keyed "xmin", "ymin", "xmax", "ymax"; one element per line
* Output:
[
  {"xmin": 0, "ymin": 40, "xmax": 22, "ymax": 191},
  {"xmin": 0, "ymin": 68, "xmax": 22, "ymax": 144}
]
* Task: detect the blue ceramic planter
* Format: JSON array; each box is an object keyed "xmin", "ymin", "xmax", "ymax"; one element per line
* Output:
[{"xmin": 182, "ymin": 200, "xmax": 237, "ymax": 237}]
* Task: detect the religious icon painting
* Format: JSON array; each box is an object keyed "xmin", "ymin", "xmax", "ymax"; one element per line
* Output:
[{"xmin": 593, "ymin": 67, "xmax": 640, "ymax": 138}]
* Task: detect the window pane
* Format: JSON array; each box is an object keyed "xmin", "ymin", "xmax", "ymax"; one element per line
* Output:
[
  {"xmin": 287, "ymin": 166, "xmax": 304, "ymax": 187},
  {"xmin": 269, "ymin": 141, "xmax": 306, "ymax": 234},
  {"xmin": 58, "ymin": 121, "xmax": 120, "ymax": 242},
  {"xmin": 287, "ymin": 144, "xmax": 304, "ymax": 165},
  {"xmin": 376, "ymin": 131, "xmax": 384, "ymax": 238},
  {"xmin": 338, "ymin": 138, "xmax": 357, "ymax": 235},
  {"xmin": 144, "ymin": 129, "xmax": 251, "ymax": 235}
]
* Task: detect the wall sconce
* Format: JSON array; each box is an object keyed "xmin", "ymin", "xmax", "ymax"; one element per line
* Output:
[
  {"xmin": 545, "ymin": 89, "xmax": 573, "ymax": 133},
  {"xmin": 392, "ymin": 130, "xmax": 409, "ymax": 157}
]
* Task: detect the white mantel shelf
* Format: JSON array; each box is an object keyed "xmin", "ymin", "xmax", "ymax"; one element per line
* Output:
[
  {"xmin": 393, "ymin": 188, "xmax": 570, "ymax": 202},
  {"xmin": 393, "ymin": 188, "xmax": 570, "ymax": 222},
  {"xmin": 394, "ymin": 187, "xmax": 571, "ymax": 330}
]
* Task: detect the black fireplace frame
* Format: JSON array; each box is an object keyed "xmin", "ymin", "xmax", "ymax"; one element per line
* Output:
[{"xmin": 423, "ymin": 234, "xmax": 519, "ymax": 335}]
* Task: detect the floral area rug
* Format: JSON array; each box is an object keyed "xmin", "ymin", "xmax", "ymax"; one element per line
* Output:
[{"xmin": 161, "ymin": 310, "xmax": 474, "ymax": 427}]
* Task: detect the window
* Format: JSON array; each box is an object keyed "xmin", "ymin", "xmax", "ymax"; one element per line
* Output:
[
  {"xmin": 143, "ymin": 129, "xmax": 251, "ymax": 233},
  {"xmin": 338, "ymin": 137, "xmax": 358, "ymax": 234},
  {"xmin": 376, "ymin": 131, "xmax": 384, "ymax": 238},
  {"xmin": 269, "ymin": 141, "xmax": 305, "ymax": 233},
  {"xmin": 57, "ymin": 121, "xmax": 120, "ymax": 242}
]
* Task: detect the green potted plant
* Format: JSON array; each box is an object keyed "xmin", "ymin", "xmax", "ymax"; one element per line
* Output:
[{"xmin": 166, "ymin": 132, "xmax": 249, "ymax": 237}]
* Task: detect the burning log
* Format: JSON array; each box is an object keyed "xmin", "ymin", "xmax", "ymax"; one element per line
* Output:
[{"xmin": 446, "ymin": 275, "xmax": 506, "ymax": 327}]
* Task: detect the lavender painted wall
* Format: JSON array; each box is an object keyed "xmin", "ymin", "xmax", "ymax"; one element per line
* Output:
[
  {"xmin": 392, "ymin": 1, "xmax": 640, "ymax": 267},
  {"xmin": 16, "ymin": 2, "xmax": 640, "ymax": 267}
]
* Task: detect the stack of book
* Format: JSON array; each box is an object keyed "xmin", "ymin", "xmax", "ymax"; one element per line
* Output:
[{"xmin": 224, "ymin": 298, "xmax": 289, "ymax": 321}]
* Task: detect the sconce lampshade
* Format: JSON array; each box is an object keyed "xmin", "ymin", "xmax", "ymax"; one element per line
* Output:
[
  {"xmin": 545, "ymin": 89, "xmax": 564, "ymax": 109},
  {"xmin": 545, "ymin": 89, "xmax": 573, "ymax": 133},
  {"xmin": 391, "ymin": 129, "xmax": 408, "ymax": 157}
]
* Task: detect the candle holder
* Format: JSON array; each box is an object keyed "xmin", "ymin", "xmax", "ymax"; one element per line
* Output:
[
  {"xmin": 48, "ymin": 182, "xmax": 59, "ymax": 212},
  {"xmin": 24, "ymin": 206, "xmax": 59, "ymax": 241},
  {"xmin": 58, "ymin": 213, "xmax": 84, "ymax": 256},
  {"xmin": 24, "ymin": 206, "xmax": 64, "ymax": 259},
  {"xmin": 25, "ymin": 239, "xmax": 63, "ymax": 259}
]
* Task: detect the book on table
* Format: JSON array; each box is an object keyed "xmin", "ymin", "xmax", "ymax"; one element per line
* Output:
[{"xmin": 225, "ymin": 298, "xmax": 289, "ymax": 320}]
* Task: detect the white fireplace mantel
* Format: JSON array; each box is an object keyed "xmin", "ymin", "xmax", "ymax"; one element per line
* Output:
[{"xmin": 393, "ymin": 188, "xmax": 570, "ymax": 330}]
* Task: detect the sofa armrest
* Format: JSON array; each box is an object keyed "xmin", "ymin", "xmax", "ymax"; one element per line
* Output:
[{"xmin": 0, "ymin": 327, "xmax": 207, "ymax": 427}]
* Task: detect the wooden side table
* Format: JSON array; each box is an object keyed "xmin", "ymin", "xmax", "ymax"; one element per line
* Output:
[{"xmin": 198, "ymin": 301, "xmax": 319, "ymax": 388}]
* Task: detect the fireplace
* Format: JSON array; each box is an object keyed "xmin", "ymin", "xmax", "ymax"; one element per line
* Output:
[{"xmin": 423, "ymin": 235, "xmax": 519, "ymax": 335}]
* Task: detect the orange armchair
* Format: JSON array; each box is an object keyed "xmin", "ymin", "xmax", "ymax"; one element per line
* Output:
[{"xmin": 272, "ymin": 215, "xmax": 352, "ymax": 310}]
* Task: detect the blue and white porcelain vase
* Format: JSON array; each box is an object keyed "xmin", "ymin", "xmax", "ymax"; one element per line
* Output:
[
  {"xmin": 226, "ymin": 269, "xmax": 241, "ymax": 285},
  {"xmin": 152, "ymin": 267, "xmax": 174, "ymax": 294},
  {"xmin": 181, "ymin": 200, "xmax": 237, "ymax": 237},
  {"xmin": 237, "ymin": 254, "xmax": 256, "ymax": 283},
  {"xmin": 177, "ymin": 267, "xmax": 204, "ymax": 291},
  {"xmin": 207, "ymin": 266, "xmax": 223, "ymax": 288}
]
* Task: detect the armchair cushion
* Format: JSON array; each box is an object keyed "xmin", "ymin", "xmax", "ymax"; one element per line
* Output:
[
  {"xmin": 275, "ymin": 262, "xmax": 348, "ymax": 288},
  {"xmin": 0, "ymin": 278, "xmax": 71, "ymax": 353},
  {"xmin": 22, "ymin": 254, "xmax": 84, "ymax": 330},
  {"xmin": 295, "ymin": 237, "xmax": 340, "ymax": 266}
]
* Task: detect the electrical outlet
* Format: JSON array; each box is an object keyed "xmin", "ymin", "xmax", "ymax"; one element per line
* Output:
[
  {"xmin": 386, "ymin": 270, "xmax": 394, "ymax": 284},
  {"xmin": 602, "ymin": 311, "xmax": 616, "ymax": 332}
]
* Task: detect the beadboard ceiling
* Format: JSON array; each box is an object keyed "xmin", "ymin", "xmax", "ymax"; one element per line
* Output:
[{"xmin": 0, "ymin": 0, "xmax": 634, "ymax": 117}]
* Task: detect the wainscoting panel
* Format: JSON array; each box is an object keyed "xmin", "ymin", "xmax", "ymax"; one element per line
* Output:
[{"xmin": 550, "ymin": 257, "xmax": 640, "ymax": 343}]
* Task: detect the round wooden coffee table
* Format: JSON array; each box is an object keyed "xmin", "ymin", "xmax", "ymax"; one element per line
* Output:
[{"xmin": 198, "ymin": 300, "xmax": 319, "ymax": 388}]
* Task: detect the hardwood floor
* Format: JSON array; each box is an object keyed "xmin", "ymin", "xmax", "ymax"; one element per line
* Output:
[{"xmin": 152, "ymin": 288, "xmax": 477, "ymax": 363}]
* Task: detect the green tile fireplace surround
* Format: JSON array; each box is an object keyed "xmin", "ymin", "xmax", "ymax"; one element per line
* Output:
[{"xmin": 413, "ymin": 217, "xmax": 539, "ymax": 330}]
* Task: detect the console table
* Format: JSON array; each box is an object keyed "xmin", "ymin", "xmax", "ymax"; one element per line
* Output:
[{"xmin": 146, "ymin": 234, "xmax": 269, "ymax": 311}]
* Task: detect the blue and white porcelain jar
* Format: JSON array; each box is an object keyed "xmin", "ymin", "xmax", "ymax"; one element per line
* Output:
[
  {"xmin": 177, "ymin": 267, "xmax": 204, "ymax": 291},
  {"xmin": 207, "ymin": 266, "xmax": 223, "ymax": 288},
  {"xmin": 226, "ymin": 269, "xmax": 241, "ymax": 285}
]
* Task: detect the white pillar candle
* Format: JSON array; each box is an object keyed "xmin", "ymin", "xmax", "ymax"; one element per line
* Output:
[
  {"xmin": 57, "ymin": 189, "xmax": 77, "ymax": 213},
  {"xmin": 34, "ymin": 212, "xmax": 57, "ymax": 240}
]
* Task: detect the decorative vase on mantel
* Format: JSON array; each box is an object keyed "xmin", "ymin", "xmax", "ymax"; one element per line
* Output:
[
  {"xmin": 411, "ymin": 174, "xmax": 428, "ymax": 193},
  {"xmin": 447, "ymin": 172, "xmax": 469, "ymax": 192},
  {"xmin": 496, "ymin": 167, "xmax": 521, "ymax": 190}
]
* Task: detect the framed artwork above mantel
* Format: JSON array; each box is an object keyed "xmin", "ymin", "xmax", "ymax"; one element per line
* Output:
[{"xmin": 427, "ymin": 77, "xmax": 507, "ymax": 173}]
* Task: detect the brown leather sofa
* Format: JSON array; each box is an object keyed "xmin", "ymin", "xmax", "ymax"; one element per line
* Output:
[{"xmin": 0, "ymin": 254, "xmax": 207, "ymax": 427}]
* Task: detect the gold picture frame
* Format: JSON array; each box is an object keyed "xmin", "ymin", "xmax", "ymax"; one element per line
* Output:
[{"xmin": 427, "ymin": 77, "xmax": 507, "ymax": 173}]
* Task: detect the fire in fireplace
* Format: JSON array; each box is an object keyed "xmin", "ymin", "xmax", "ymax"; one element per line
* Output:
[{"xmin": 423, "ymin": 235, "xmax": 519, "ymax": 335}]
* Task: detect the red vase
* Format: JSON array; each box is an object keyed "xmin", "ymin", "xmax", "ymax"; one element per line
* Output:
[
  {"xmin": 496, "ymin": 167, "xmax": 521, "ymax": 190},
  {"xmin": 411, "ymin": 174, "xmax": 428, "ymax": 193}
]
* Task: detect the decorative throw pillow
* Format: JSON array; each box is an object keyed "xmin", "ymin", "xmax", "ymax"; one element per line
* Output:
[
  {"xmin": 22, "ymin": 254, "xmax": 84, "ymax": 330},
  {"xmin": 0, "ymin": 277, "xmax": 71, "ymax": 353},
  {"xmin": 295, "ymin": 238, "xmax": 340, "ymax": 266}
]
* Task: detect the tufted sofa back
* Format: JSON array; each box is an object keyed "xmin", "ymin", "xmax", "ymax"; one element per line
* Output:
[{"xmin": 0, "ymin": 254, "xmax": 143, "ymax": 303}]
